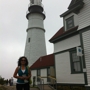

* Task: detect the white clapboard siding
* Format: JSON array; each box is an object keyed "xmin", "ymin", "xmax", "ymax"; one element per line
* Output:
[
  {"xmin": 55, "ymin": 52, "xmax": 84, "ymax": 84},
  {"xmin": 82, "ymin": 30, "xmax": 90, "ymax": 85},
  {"xmin": 54, "ymin": 35, "xmax": 80, "ymax": 53},
  {"xmin": 41, "ymin": 69, "xmax": 47, "ymax": 84},
  {"xmin": 31, "ymin": 70, "xmax": 37, "ymax": 85},
  {"xmin": 78, "ymin": 0, "xmax": 90, "ymax": 30}
]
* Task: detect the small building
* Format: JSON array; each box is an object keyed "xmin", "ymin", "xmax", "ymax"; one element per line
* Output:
[{"xmin": 30, "ymin": 54, "xmax": 55, "ymax": 85}]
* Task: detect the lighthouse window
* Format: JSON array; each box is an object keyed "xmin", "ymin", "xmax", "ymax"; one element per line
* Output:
[
  {"xmin": 28, "ymin": 38, "xmax": 30, "ymax": 42},
  {"xmin": 31, "ymin": 0, "xmax": 34, "ymax": 4}
]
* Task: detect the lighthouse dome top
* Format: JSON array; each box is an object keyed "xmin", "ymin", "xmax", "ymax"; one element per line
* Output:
[
  {"xmin": 30, "ymin": 0, "xmax": 42, "ymax": 6},
  {"xmin": 26, "ymin": 0, "xmax": 46, "ymax": 20}
]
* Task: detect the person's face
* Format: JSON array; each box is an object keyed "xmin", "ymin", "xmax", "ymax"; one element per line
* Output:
[{"xmin": 21, "ymin": 58, "xmax": 26, "ymax": 65}]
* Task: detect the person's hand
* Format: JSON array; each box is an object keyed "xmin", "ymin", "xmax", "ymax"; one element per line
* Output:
[
  {"xmin": 20, "ymin": 77, "xmax": 25, "ymax": 80},
  {"xmin": 20, "ymin": 76, "xmax": 28, "ymax": 80},
  {"xmin": 23, "ymin": 76, "xmax": 28, "ymax": 80}
]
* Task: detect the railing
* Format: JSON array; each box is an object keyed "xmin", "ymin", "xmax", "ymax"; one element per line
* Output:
[
  {"xmin": 48, "ymin": 76, "xmax": 57, "ymax": 90},
  {"xmin": 37, "ymin": 76, "xmax": 44, "ymax": 90},
  {"xmin": 37, "ymin": 76, "xmax": 57, "ymax": 90},
  {"xmin": 26, "ymin": 10, "xmax": 46, "ymax": 15},
  {"xmin": 26, "ymin": 2, "xmax": 46, "ymax": 17},
  {"xmin": 28, "ymin": 2, "xmax": 44, "ymax": 8}
]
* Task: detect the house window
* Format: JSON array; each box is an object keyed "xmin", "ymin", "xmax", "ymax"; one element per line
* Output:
[
  {"xmin": 28, "ymin": 38, "xmax": 30, "ymax": 43},
  {"xmin": 37, "ymin": 69, "xmax": 40, "ymax": 81},
  {"xmin": 31, "ymin": 0, "xmax": 34, "ymax": 4},
  {"xmin": 66, "ymin": 16, "xmax": 74, "ymax": 30},
  {"xmin": 70, "ymin": 49, "xmax": 82, "ymax": 73},
  {"xmin": 47, "ymin": 68, "xmax": 50, "ymax": 82}
]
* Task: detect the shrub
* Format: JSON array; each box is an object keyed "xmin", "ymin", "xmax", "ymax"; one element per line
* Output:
[{"xmin": 0, "ymin": 78, "xmax": 5, "ymax": 85}]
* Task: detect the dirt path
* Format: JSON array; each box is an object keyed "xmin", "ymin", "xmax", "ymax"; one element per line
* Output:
[
  {"xmin": 0, "ymin": 85, "xmax": 39, "ymax": 90},
  {"xmin": 5, "ymin": 86, "xmax": 16, "ymax": 90},
  {"xmin": 5, "ymin": 86, "xmax": 39, "ymax": 90},
  {"xmin": 0, "ymin": 85, "xmax": 16, "ymax": 90}
]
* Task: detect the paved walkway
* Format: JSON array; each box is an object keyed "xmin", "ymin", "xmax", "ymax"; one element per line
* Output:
[
  {"xmin": 1, "ymin": 85, "xmax": 54, "ymax": 90},
  {"xmin": 43, "ymin": 85, "xmax": 54, "ymax": 90},
  {"xmin": 30, "ymin": 88, "xmax": 39, "ymax": 90},
  {"xmin": 6, "ymin": 86, "xmax": 39, "ymax": 90},
  {"xmin": 31, "ymin": 85, "xmax": 54, "ymax": 90}
]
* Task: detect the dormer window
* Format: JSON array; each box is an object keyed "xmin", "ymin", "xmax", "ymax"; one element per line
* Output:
[{"xmin": 66, "ymin": 16, "xmax": 74, "ymax": 30}]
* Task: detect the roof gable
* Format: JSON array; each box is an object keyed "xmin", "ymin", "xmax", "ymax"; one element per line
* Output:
[
  {"xmin": 49, "ymin": 27, "xmax": 64, "ymax": 42},
  {"xmin": 68, "ymin": 0, "xmax": 80, "ymax": 9},
  {"xmin": 60, "ymin": 0, "xmax": 84, "ymax": 17},
  {"xmin": 30, "ymin": 54, "xmax": 54, "ymax": 69},
  {"xmin": 49, "ymin": 26, "xmax": 78, "ymax": 43}
]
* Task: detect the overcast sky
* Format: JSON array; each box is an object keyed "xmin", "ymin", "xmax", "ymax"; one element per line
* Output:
[{"xmin": 0, "ymin": 0, "xmax": 71, "ymax": 80}]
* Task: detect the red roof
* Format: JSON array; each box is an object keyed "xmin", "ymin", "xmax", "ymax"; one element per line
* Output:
[
  {"xmin": 49, "ymin": 27, "xmax": 64, "ymax": 41},
  {"xmin": 30, "ymin": 54, "xmax": 54, "ymax": 69},
  {"xmin": 49, "ymin": 26, "xmax": 78, "ymax": 42}
]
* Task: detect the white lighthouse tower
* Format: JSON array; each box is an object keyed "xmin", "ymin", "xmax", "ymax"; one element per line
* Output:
[{"xmin": 24, "ymin": 0, "xmax": 46, "ymax": 66}]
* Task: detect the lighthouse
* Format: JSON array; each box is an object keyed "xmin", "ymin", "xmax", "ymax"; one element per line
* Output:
[{"xmin": 24, "ymin": 0, "xmax": 46, "ymax": 66}]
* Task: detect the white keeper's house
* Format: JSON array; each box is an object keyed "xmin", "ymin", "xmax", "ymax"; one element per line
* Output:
[
  {"xmin": 25, "ymin": 0, "xmax": 90, "ymax": 89},
  {"xmin": 49, "ymin": 0, "xmax": 90, "ymax": 89}
]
